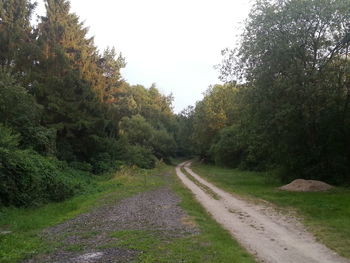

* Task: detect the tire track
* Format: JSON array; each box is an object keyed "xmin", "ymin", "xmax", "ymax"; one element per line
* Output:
[{"xmin": 176, "ymin": 161, "xmax": 349, "ymax": 263}]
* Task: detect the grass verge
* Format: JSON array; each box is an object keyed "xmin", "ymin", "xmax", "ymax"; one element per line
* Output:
[
  {"xmin": 1, "ymin": 163, "xmax": 255, "ymax": 263},
  {"xmin": 0, "ymin": 165, "xmax": 167, "ymax": 263},
  {"xmin": 103, "ymin": 167, "xmax": 255, "ymax": 263},
  {"xmin": 191, "ymin": 162, "xmax": 350, "ymax": 259},
  {"xmin": 180, "ymin": 167, "xmax": 221, "ymax": 200}
]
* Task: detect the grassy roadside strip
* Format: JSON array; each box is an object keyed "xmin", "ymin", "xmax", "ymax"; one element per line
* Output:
[
  {"xmin": 191, "ymin": 162, "xmax": 350, "ymax": 259},
  {"xmin": 106, "ymin": 167, "xmax": 256, "ymax": 263},
  {"xmin": 180, "ymin": 166, "xmax": 221, "ymax": 200},
  {"xmin": 171, "ymin": 168, "xmax": 256, "ymax": 263},
  {"xmin": 0, "ymin": 165, "xmax": 168, "ymax": 263},
  {"xmin": 1, "ymin": 162, "xmax": 256, "ymax": 263}
]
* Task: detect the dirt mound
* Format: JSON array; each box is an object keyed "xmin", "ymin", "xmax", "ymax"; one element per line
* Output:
[{"xmin": 279, "ymin": 179, "xmax": 333, "ymax": 192}]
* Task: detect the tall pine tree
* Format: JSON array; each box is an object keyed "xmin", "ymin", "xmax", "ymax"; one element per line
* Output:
[
  {"xmin": 35, "ymin": 0, "xmax": 107, "ymax": 161},
  {"xmin": 0, "ymin": 0, "xmax": 37, "ymax": 80}
]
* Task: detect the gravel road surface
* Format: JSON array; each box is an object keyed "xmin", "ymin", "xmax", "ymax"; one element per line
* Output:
[{"xmin": 25, "ymin": 186, "xmax": 197, "ymax": 263}]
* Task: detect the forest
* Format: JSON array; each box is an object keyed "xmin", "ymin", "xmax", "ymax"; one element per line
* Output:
[
  {"xmin": 178, "ymin": 0, "xmax": 350, "ymax": 185},
  {"xmin": 1, "ymin": 0, "xmax": 350, "ymax": 210},
  {"xmin": 0, "ymin": 0, "xmax": 178, "ymax": 207}
]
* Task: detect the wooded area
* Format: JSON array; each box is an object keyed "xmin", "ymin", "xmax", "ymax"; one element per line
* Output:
[
  {"xmin": 177, "ymin": 0, "xmax": 350, "ymax": 184},
  {"xmin": 1, "ymin": 0, "xmax": 350, "ymax": 208},
  {"xmin": 0, "ymin": 0, "xmax": 178, "ymax": 206}
]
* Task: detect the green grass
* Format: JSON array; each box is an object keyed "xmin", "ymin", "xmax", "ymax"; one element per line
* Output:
[
  {"xmin": 0, "ymin": 165, "xmax": 167, "ymax": 263},
  {"xmin": 181, "ymin": 167, "xmax": 221, "ymax": 200},
  {"xmin": 103, "ymin": 168, "xmax": 255, "ymax": 263},
  {"xmin": 64, "ymin": 244, "xmax": 85, "ymax": 252},
  {"xmin": 0, "ymin": 163, "xmax": 255, "ymax": 263},
  {"xmin": 171, "ymin": 169, "xmax": 255, "ymax": 263},
  {"xmin": 192, "ymin": 162, "xmax": 350, "ymax": 259}
]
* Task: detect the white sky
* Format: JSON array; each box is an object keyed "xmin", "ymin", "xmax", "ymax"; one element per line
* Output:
[{"xmin": 34, "ymin": 0, "xmax": 252, "ymax": 113}]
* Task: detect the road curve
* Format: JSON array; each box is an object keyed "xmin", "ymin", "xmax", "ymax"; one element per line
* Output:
[{"xmin": 176, "ymin": 161, "xmax": 349, "ymax": 263}]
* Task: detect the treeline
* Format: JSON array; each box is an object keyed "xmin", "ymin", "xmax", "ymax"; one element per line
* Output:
[
  {"xmin": 0, "ymin": 0, "xmax": 177, "ymax": 206},
  {"xmin": 178, "ymin": 0, "xmax": 350, "ymax": 184}
]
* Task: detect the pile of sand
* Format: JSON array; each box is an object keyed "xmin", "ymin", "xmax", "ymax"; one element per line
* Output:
[{"xmin": 279, "ymin": 179, "xmax": 333, "ymax": 192}]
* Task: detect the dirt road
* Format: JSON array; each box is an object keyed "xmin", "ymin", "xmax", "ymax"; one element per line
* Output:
[{"xmin": 176, "ymin": 161, "xmax": 349, "ymax": 263}]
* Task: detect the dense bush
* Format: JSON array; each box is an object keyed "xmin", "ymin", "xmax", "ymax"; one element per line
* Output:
[
  {"xmin": 125, "ymin": 145, "xmax": 156, "ymax": 169},
  {"xmin": 69, "ymin": 161, "xmax": 93, "ymax": 172},
  {"xmin": 0, "ymin": 125, "xmax": 91, "ymax": 207},
  {"xmin": 0, "ymin": 148, "xmax": 91, "ymax": 207},
  {"xmin": 119, "ymin": 115, "xmax": 175, "ymax": 165},
  {"xmin": 150, "ymin": 129, "xmax": 176, "ymax": 163},
  {"xmin": 0, "ymin": 70, "xmax": 56, "ymax": 155},
  {"xmin": 210, "ymin": 126, "xmax": 245, "ymax": 168}
]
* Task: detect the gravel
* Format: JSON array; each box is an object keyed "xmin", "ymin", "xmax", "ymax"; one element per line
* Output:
[{"xmin": 24, "ymin": 185, "xmax": 198, "ymax": 263}]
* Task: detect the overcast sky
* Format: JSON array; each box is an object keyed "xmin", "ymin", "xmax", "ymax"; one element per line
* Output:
[{"xmin": 35, "ymin": 0, "xmax": 252, "ymax": 112}]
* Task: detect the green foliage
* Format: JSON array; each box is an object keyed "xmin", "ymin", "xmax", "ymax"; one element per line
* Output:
[
  {"xmin": 125, "ymin": 145, "xmax": 156, "ymax": 169},
  {"xmin": 0, "ymin": 0, "xmax": 37, "ymax": 74},
  {"xmin": 0, "ymin": 124, "xmax": 20, "ymax": 149},
  {"xmin": 0, "ymin": 69, "xmax": 56, "ymax": 155},
  {"xmin": 0, "ymin": 146, "xmax": 90, "ymax": 207},
  {"xmin": 0, "ymin": 70, "xmax": 39, "ymax": 126},
  {"xmin": 150, "ymin": 128, "xmax": 176, "ymax": 162},
  {"xmin": 0, "ymin": 70, "xmax": 91, "ymax": 207},
  {"xmin": 192, "ymin": 84, "xmax": 239, "ymax": 159},
  {"xmin": 120, "ymin": 114, "xmax": 176, "ymax": 165},
  {"xmin": 129, "ymin": 84, "xmax": 175, "ymax": 129},
  {"xmin": 241, "ymin": 0, "xmax": 350, "ymax": 183},
  {"xmin": 69, "ymin": 161, "xmax": 93, "ymax": 172},
  {"xmin": 119, "ymin": 115, "xmax": 154, "ymax": 145},
  {"xmin": 0, "ymin": 0, "xmax": 178, "ymax": 208},
  {"xmin": 175, "ymin": 106, "xmax": 195, "ymax": 157},
  {"xmin": 185, "ymin": 0, "xmax": 350, "ymax": 184},
  {"xmin": 210, "ymin": 125, "xmax": 245, "ymax": 168}
]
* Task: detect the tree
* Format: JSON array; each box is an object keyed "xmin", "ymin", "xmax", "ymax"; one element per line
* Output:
[
  {"xmin": 0, "ymin": 0, "xmax": 38, "ymax": 83},
  {"xmin": 0, "ymin": 0, "xmax": 181, "ymax": 207},
  {"xmin": 220, "ymin": 0, "xmax": 350, "ymax": 183},
  {"xmin": 98, "ymin": 47, "xmax": 126, "ymax": 104},
  {"xmin": 0, "ymin": 0, "xmax": 34, "ymax": 65},
  {"xmin": 175, "ymin": 106, "xmax": 195, "ymax": 157},
  {"xmin": 119, "ymin": 114, "xmax": 176, "ymax": 164},
  {"xmin": 192, "ymin": 84, "xmax": 239, "ymax": 158},
  {"xmin": 0, "ymin": 69, "xmax": 56, "ymax": 154},
  {"xmin": 34, "ymin": 0, "xmax": 114, "ymax": 162}
]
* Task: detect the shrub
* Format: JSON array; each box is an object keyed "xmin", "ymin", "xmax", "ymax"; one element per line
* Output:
[
  {"xmin": 0, "ymin": 146, "xmax": 91, "ymax": 207},
  {"xmin": 0, "ymin": 124, "xmax": 20, "ymax": 149},
  {"xmin": 125, "ymin": 146, "xmax": 156, "ymax": 169},
  {"xmin": 0, "ymin": 71, "xmax": 56, "ymax": 155},
  {"xmin": 69, "ymin": 161, "xmax": 93, "ymax": 172},
  {"xmin": 210, "ymin": 126, "xmax": 246, "ymax": 168}
]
